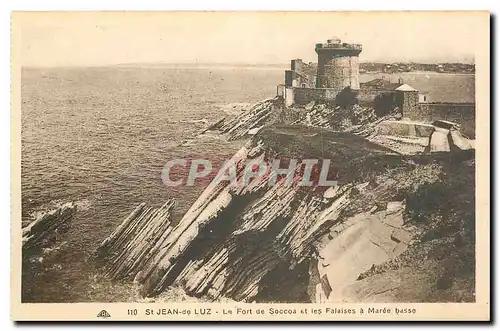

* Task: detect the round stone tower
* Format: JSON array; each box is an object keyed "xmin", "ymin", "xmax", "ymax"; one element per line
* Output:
[{"xmin": 315, "ymin": 37, "xmax": 363, "ymax": 90}]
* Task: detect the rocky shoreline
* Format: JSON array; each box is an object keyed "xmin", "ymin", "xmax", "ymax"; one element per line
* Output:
[
  {"xmin": 22, "ymin": 96, "xmax": 474, "ymax": 303},
  {"xmin": 91, "ymin": 97, "xmax": 475, "ymax": 303}
]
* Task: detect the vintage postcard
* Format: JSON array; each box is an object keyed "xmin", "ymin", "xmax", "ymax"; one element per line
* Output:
[{"xmin": 11, "ymin": 11, "xmax": 490, "ymax": 321}]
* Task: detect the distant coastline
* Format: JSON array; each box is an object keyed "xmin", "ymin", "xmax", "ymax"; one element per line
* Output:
[
  {"xmin": 115, "ymin": 61, "xmax": 475, "ymax": 74},
  {"xmin": 22, "ymin": 61, "xmax": 475, "ymax": 75}
]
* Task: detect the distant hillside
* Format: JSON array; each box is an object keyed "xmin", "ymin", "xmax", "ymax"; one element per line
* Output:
[{"xmin": 360, "ymin": 62, "xmax": 475, "ymax": 74}]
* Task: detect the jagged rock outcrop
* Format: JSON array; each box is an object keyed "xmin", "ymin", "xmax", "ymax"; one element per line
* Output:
[
  {"xmin": 95, "ymin": 199, "xmax": 175, "ymax": 280},
  {"xmin": 211, "ymin": 97, "xmax": 403, "ymax": 146},
  {"xmin": 22, "ymin": 202, "xmax": 77, "ymax": 251},
  {"xmin": 96, "ymin": 103, "xmax": 475, "ymax": 303},
  {"xmin": 211, "ymin": 98, "xmax": 279, "ymax": 140},
  {"xmin": 97, "ymin": 125, "xmax": 421, "ymax": 302}
]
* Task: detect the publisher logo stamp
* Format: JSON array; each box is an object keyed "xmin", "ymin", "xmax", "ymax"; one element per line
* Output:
[{"xmin": 97, "ymin": 310, "xmax": 111, "ymax": 318}]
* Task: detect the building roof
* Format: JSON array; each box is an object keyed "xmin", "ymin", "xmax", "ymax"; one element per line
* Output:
[{"xmin": 395, "ymin": 83, "xmax": 418, "ymax": 92}]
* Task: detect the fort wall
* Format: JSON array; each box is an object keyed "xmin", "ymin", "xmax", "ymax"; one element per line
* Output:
[
  {"xmin": 278, "ymin": 38, "xmax": 475, "ymax": 138},
  {"xmin": 286, "ymin": 87, "xmax": 341, "ymax": 105},
  {"xmin": 405, "ymin": 102, "xmax": 476, "ymax": 137}
]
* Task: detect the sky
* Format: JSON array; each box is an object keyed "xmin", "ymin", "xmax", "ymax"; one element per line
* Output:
[{"xmin": 14, "ymin": 11, "xmax": 486, "ymax": 66}]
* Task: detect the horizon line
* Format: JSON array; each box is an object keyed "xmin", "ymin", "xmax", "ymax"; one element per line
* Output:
[{"xmin": 22, "ymin": 60, "xmax": 476, "ymax": 69}]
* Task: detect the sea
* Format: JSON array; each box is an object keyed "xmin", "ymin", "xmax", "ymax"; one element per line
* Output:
[{"xmin": 20, "ymin": 65, "xmax": 475, "ymax": 302}]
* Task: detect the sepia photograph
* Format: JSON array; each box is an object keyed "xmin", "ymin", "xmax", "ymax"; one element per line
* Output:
[{"xmin": 11, "ymin": 11, "xmax": 490, "ymax": 321}]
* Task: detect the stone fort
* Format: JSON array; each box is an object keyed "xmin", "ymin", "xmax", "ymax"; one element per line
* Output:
[{"xmin": 276, "ymin": 37, "xmax": 475, "ymax": 136}]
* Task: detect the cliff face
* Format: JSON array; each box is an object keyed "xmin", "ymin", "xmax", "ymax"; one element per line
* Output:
[
  {"xmin": 341, "ymin": 157, "xmax": 475, "ymax": 303},
  {"xmin": 312, "ymin": 155, "xmax": 475, "ymax": 303},
  {"xmin": 96, "ymin": 122, "xmax": 475, "ymax": 303}
]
